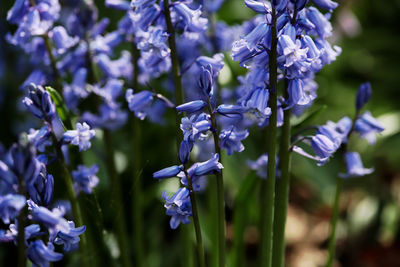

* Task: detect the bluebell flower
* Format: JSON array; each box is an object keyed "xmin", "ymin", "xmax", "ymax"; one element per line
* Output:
[
  {"xmin": 277, "ymin": 35, "xmax": 310, "ymax": 77},
  {"xmin": 95, "ymin": 51, "xmax": 133, "ymax": 79},
  {"xmin": 355, "ymin": 111, "xmax": 384, "ymax": 144},
  {"xmin": 126, "ymin": 89, "xmax": 154, "ymax": 120},
  {"xmin": 339, "ymin": 152, "xmax": 374, "ymax": 178},
  {"xmin": 27, "ymin": 240, "xmax": 63, "ymax": 266},
  {"xmin": 27, "ymin": 166, "xmax": 54, "ymax": 207},
  {"xmin": 198, "ymin": 65, "xmax": 215, "ymax": 96},
  {"xmin": 162, "ymin": 188, "xmax": 192, "ymax": 229},
  {"xmin": 179, "ymin": 140, "xmax": 193, "ymax": 165},
  {"xmin": 241, "ymin": 88, "xmax": 272, "ymax": 126},
  {"xmin": 272, "ymin": 0, "xmax": 289, "ymax": 12},
  {"xmin": 27, "ymin": 126, "xmax": 52, "ymax": 152},
  {"xmin": 176, "ymin": 100, "xmax": 206, "ymax": 114},
  {"xmin": 153, "ymin": 165, "xmax": 184, "ymax": 180},
  {"xmin": 23, "ymin": 84, "xmax": 56, "ymax": 121},
  {"xmin": 244, "ymin": 22, "xmax": 270, "ymax": 50},
  {"xmin": 91, "ymin": 31, "xmax": 124, "ymax": 55},
  {"xmin": 49, "ymin": 26, "xmax": 79, "ymax": 55},
  {"xmin": 72, "ymin": 165, "xmax": 99, "ymax": 194},
  {"xmin": 217, "ymin": 104, "xmax": 249, "ymax": 116},
  {"xmin": 203, "ymin": 0, "xmax": 226, "ymax": 13},
  {"xmin": 180, "ymin": 113, "xmax": 212, "ymax": 142},
  {"xmin": 63, "ymin": 122, "xmax": 96, "ymax": 152},
  {"xmin": 219, "ymin": 126, "xmax": 249, "ymax": 155},
  {"xmin": 54, "ymin": 221, "xmax": 86, "ymax": 251},
  {"xmin": 63, "ymin": 68, "xmax": 88, "ymax": 110},
  {"xmin": 247, "ymin": 154, "xmax": 280, "ymax": 178},
  {"xmin": 247, "ymin": 153, "xmax": 269, "ymax": 178},
  {"xmin": 294, "ymin": 0, "xmax": 309, "ymax": 11},
  {"xmin": 105, "ymin": 0, "xmax": 131, "ymax": 10},
  {"xmin": 22, "ymin": 70, "xmax": 47, "ymax": 90},
  {"xmin": 132, "ymin": 4, "xmax": 162, "ymax": 31},
  {"xmin": 10, "ymin": 141, "xmax": 41, "ymax": 185},
  {"xmin": 314, "ymin": 39, "xmax": 341, "ymax": 65},
  {"xmin": 0, "ymin": 194, "xmax": 26, "ymax": 224},
  {"xmin": 311, "ymin": 0, "xmax": 338, "ymax": 10},
  {"xmin": 0, "ymin": 223, "xmax": 41, "ymax": 244},
  {"xmin": 6, "ymin": 0, "xmax": 29, "ymax": 24},
  {"xmin": 244, "ymin": 0, "xmax": 271, "ymax": 14},
  {"xmin": 355, "ymin": 82, "xmax": 372, "ymax": 111},
  {"xmin": 191, "ymin": 153, "xmax": 224, "ymax": 177},
  {"xmin": 82, "ymin": 104, "xmax": 128, "ymax": 131},
  {"xmin": 196, "ymin": 53, "xmax": 225, "ymax": 73},
  {"xmin": 306, "ymin": 7, "xmax": 333, "ymax": 38},
  {"xmin": 311, "ymin": 134, "xmax": 340, "ymax": 164},
  {"xmin": 172, "ymin": 3, "xmax": 208, "ymax": 33},
  {"xmin": 231, "ymin": 39, "xmax": 257, "ymax": 68},
  {"xmin": 29, "ymin": 200, "xmax": 85, "ymax": 242},
  {"xmin": 317, "ymin": 116, "xmax": 352, "ymax": 144}
]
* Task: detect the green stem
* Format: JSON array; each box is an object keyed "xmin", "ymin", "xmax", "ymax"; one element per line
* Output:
[
  {"xmin": 326, "ymin": 177, "xmax": 343, "ymax": 267},
  {"xmin": 51, "ymin": 133, "xmax": 88, "ymax": 266},
  {"xmin": 206, "ymin": 96, "xmax": 226, "ymax": 267},
  {"xmin": 163, "ymin": 0, "xmax": 185, "ymax": 148},
  {"xmin": 259, "ymin": 6, "xmax": 278, "ymax": 267},
  {"xmin": 185, "ymin": 170, "xmax": 206, "ymax": 267},
  {"xmin": 103, "ymin": 129, "xmax": 132, "ymax": 267},
  {"xmin": 42, "ymin": 35, "xmax": 62, "ymax": 93},
  {"xmin": 131, "ymin": 41, "xmax": 144, "ymax": 266},
  {"xmin": 272, "ymin": 80, "xmax": 292, "ymax": 267}
]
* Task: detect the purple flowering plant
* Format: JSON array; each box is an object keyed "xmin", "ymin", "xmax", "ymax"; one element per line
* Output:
[{"xmin": 0, "ymin": 0, "xmax": 391, "ymax": 266}]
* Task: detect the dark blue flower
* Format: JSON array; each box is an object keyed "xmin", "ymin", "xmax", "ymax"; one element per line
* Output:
[
  {"xmin": 311, "ymin": 0, "xmax": 338, "ymax": 10},
  {"xmin": 180, "ymin": 113, "xmax": 212, "ymax": 142},
  {"xmin": 63, "ymin": 123, "xmax": 96, "ymax": 152},
  {"xmin": 244, "ymin": 0, "xmax": 270, "ymax": 14},
  {"xmin": 126, "ymin": 89, "xmax": 154, "ymax": 120},
  {"xmin": 49, "ymin": 26, "xmax": 79, "ymax": 55},
  {"xmin": 27, "ymin": 240, "xmax": 63, "ymax": 266},
  {"xmin": 339, "ymin": 152, "xmax": 374, "ymax": 178},
  {"xmin": 54, "ymin": 221, "xmax": 86, "ymax": 251},
  {"xmin": 153, "ymin": 165, "xmax": 184, "ymax": 180},
  {"xmin": 176, "ymin": 100, "xmax": 206, "ymax": 114},
  {"xmin": 23, "ymin": 84, "xmax": 56, "ymax": 121},
  {"xmin": 179, "ymin": 140, "xmax": 193, "ymax": 165},
  {"xmin": 10, "ymin": 141, "xmax": 41, "ymax": 186},
  {"xmin": 27, "ymin": 126, "xmax": 52, "ymax": 152},
  {"xmin": 219, "ymin": 127, "xmax": 249, "ymax": 155},
  {"xmin": 355, "ymin": 111, "xmax": 384, "ymax": 144},
  {"xmin": 311, "ymin": 134, "xmax": 340, "ymax": 164},
  {"xmin": 355, "ymin": 82, "xmax": 372, "ymax": 111},
  {"xmin": 162, "ymin": 187, "xmax": 192, "ymax": 229},
  {"xmin": 72, "ymin": 165, "xmax": 99, "ymax": 195},
  {"xmin": 191, "ymin": 153, "xmax": 223, "ymax": 177},
  {"xmin": 27, "ymin": 166, "xmax": 54, "ymax": 207},
  {"xmin": 0, "ymin": 194, "xmax": 26, "ymax": 224}
]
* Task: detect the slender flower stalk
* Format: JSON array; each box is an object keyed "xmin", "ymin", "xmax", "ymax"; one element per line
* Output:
[
  {"xmin": 130, "ymin": 41, "xmax": 144, "ymax": 267},
  {"xmin": 206, "ymin": 95, "xmax": 226, "ymax": 267},
  {"xmin": 103, "ymin": 129, "xmax": 132, "ymax": 267},
  {"xmin": 259, "ymin": 6, "xmax": 278, "ymax": 267},
  {"xmin": 49, "ymin": 128, "xmax": 88, "ymax": 266},
  {"xmin": 325, "ymin": 176, "xmax": 343, "ymax": 267},
  {"xmin": 163, "ymin": 1, "xmax": 205, "ymax": 265},
  {"xmin": 272, "ymin": 10, "xmax": 298, "ymax": 265},
  {"xmin": 184, "ymin": 169, "xmax": 206, "ymax": 267},
  {"xmin": 326, "ymin": 110, "xmax": 358, "ymax": 267}
]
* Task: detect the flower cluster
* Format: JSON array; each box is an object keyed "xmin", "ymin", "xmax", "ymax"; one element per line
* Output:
[{"xmin": 0, "ymin": 140, "xmax": 85, "ymax": 266}]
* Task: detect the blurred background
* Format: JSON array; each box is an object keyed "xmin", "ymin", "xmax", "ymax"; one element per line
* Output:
[{"xmin": 1, "ymin": 0, "xmax": 400, "ymax": 266}]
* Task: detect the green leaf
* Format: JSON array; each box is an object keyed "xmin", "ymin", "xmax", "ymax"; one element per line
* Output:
[{"xmin": 46, "ymin": 86, "xmax": 72, "ymax": 129}]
